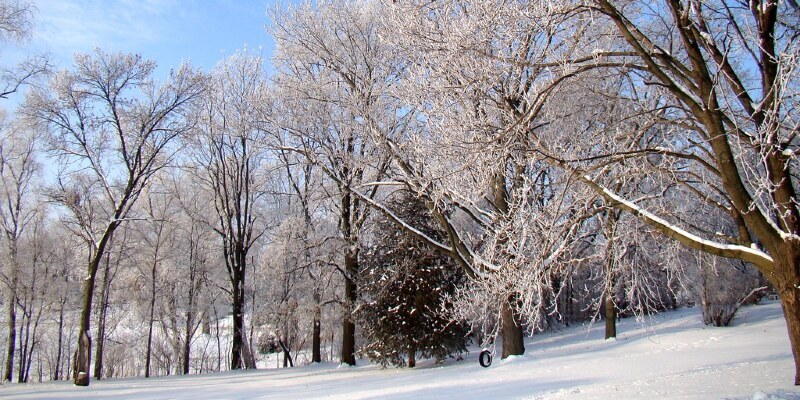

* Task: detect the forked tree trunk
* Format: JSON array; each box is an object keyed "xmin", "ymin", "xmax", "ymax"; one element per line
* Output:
[{"xmin": 500, "ymin": 295, "xmax": 524, "ymax": 359}]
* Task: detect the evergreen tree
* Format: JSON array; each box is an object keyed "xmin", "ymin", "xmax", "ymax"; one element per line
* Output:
[{"xmin": 359, "ymin": 192, "xmax": 469, "ymax": 368}]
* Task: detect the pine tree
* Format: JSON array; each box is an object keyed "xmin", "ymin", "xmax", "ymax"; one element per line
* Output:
[{"xmin": 359, "ymin": 192, "xmax": 469, "ymax": 368}]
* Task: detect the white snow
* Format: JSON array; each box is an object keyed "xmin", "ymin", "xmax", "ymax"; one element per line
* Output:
[{"xmin": 2, "ymin": 301, "xmax": 799, "ymax": 399}]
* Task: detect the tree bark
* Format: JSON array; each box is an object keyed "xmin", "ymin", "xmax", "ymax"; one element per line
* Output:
[
  {"xmin": 242, "ymin": 323, "xmax": 257, "ymax": 369},
  {"xmin": 4, "ymin": 243, "xmax": 19, "ymax": 383},
  {"xmin": 73, "ymin": 227, "xmax": 115, "ymax": 386},
  {"xmin": 145, "ymin": 262, "xmax": 157, "ymax": 378},
  {"xmin": 312, "ymin": 297, "xmax": 322, "ymax": 363},
  {"xmin": 93, "ymin": 253, "xmax": 112, "ymax": 380},
  {"xmin": 604, "ymin": 291, "xmax": 617, "ymax": 340},
  {"xmin": 4, "ymin": 276, "xmax": 17, "ymax": 383},
  {"xmin": 407, "ymin": 343, "xmax": 416, "ymax": 368},
  {"xmin": 231, "ymin": 270, "xmax": 244, "ymax": 370},
  {"xmin": 278, "ymin": 339, "xmax": 294, "ymax": 368},
  {"xmin": 341, "ymin": 251, "xmax": 358, "ymax": 366},
  {"xmin": 774, "ymin": 258, "xmax": 800, "ymax": 386},
  {"xmin": 500, "ymin": 295, "xmax": 524, "ymax": 359},
  {"xmin": 54, "ymin": 305, "xmax": 64, "ymax": 381},
  {"xmin": 73, "ymin": 265, "xmax": 99, "ymax": 386}
]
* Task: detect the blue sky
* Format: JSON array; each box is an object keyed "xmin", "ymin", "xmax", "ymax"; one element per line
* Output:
[{"xmin": 2, "ymin": 0, "xmax": 291, "ymax": 79}]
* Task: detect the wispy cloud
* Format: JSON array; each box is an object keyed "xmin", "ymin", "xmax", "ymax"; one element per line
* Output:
[{"xmin": 32, "ymin": 0, "xmax": 190, "ymax": 61}]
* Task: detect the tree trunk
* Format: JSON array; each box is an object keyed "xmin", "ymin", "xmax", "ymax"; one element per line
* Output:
[
  {"xmin": 73, "ymin": 226, "xmax": 118, "ymax": 386},
  {"xmin": 145, "ymin": 248, "xmax": 158, "ymax": 378},
  {"xmin": 4, "ymin": 245, "xmax": 19, "ymax": 383},
  {"xmin": 73, "ymin": 330, "xmax": 91, "ymax": 386},
  {"xmin": 279, "ymin": 339, "xmax": 294, "ymax": 368},
  {"xmin": 4, "ymin": 290, "xmax": 16, "ymax": 383},
  {"xmin": 54, "ymin": 306, "xmax": 64, "ymax": 381},
  {"xmin": 213, "ymin": 305, "xmax": 221, "ymax": 372},
  {"xmin": 145, "ymin": 302, "xmax": 155, "ymax": 377},
  {"xmin": 182, "ymin": 304, "xmax": 196, "ymax": 375},
  {"xmin": 341, "ymin": 251, "xmax": 357, "ymax": 366},
  {"xmin": 241, "ymin": 324, "xmax": 257, "ymax": 369},
  {"xmin": 17, "ymin": 300, "xmax": 28, "ymax": 383},
  {"xmin": 407, "ymin": 343, "xmax": 416, "ymax": 368},
  {"xmin": 181, "ymin": 335, "xmax": 191, "ymax": 375},
  {"xmin": 500, "ymin": 295, "xmax": 524, "ymax": 359},
  {"xmin": 22, "ymin": 310, "xmax": 42, "ymax": 384},
  {"xmin": 604, "ymin": 291, "xmax": 617, "ymax": 339},
  {"xmin": 231, "ymin": 278, "xmax": 244, "ymax": 370},
  {"xmin": 93, "ymin": 254, "xmax": 112, "ymax": 380},
  {"xmin": 312, "ymin": 298, "xmax": 321, "ymax": 363},
  {"xmin": 73, "ymin": 254, "xmax": 103, "ymax": 386},
  {"xmin": 776, "ymin": 268, "xmax": 800, "ymax": 386}
]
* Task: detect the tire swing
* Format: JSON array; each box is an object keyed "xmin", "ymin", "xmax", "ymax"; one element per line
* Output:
[{"xmin": 479, "ymin": 349, "xmax": 492, "ymax": 368}]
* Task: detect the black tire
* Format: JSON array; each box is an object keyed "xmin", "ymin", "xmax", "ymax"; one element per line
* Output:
[{"xmin": 479, "ymin": 349, "xmax": 492, "ymax": 368}]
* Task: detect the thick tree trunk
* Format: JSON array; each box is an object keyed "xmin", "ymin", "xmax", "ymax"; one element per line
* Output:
[
  {"xmin": 231, "ymin": 278, "xmax": 244, "ymax": 370},
  {"xmin": 181, "ymin": 336, "xmax": 191, "ymax": 375},
  {"xmin": 604, "ymin": 292, "xmax": 617, "ymax": 339},
  {"xmin": 242, "ymin": 324, "xmax": 257, "ymax": 369},
  {"xmin": 73, "ymin": 226, "xmax": 116, "ymax": 387},
  {"xmin": 341, "ymin": 252, "xmax": 358, "ymax": 366},
  {"xmin": 73, "ymin": 256, "xmax": 102, "ymax": 386},
  {"xmin": 73, "ymin": 330, "xmax": 91, "ymax": 386},
  {"xmin": 182, "ymin": 307, "xmax": 195, "ymax": 375},
  {"xmin": 407, "ymin": 343, "xmax": 416, "ymax": 368},
  {"xmin": 776, "ymin": 267, "xmax": 800, "ymax": 386},
  {"xmin": 500, "ymin": 295, "xmax": 524, "ymax": 359}
]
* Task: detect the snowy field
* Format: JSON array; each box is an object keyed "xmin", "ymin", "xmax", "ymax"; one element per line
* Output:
[{"xmin": 1, "ymin": 301, "xmax": 798, "ymax": 400}]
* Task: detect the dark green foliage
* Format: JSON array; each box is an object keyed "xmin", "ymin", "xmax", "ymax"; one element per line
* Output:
[{"xmin": 358, "ymin": 192, "xmax": 469, "ymax": 368}]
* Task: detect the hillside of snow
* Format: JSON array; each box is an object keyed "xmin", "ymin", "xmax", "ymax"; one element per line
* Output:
[{"xmin": 2, "ymin": 301, "xmax": 799, "ymax": 399}]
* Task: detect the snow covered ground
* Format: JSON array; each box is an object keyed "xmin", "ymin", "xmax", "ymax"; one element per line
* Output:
[{"xmin": 2, "ymin": 301, "xmax": 798, "ymax": 399}]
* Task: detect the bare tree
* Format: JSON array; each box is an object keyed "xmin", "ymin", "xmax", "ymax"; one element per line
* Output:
[
  {"xmin": 0, "ymin": 0, "xmax": 32, "ymax": 43},
  {"xmin": 538, "ymin": 0, "xmax": 800, "ymax": 384},
  {"xmin": 24, "ymin": 49, "xmax": 203, "ymax": 386},
  {"xmin": 191, "ymin": 51, "xmax": 270, "ymax": 371},
  {"xmin": 0, "ymin": 116, "xmax": 38, "ymax": 382},
  {"xmin": 272, "ymin": 1, "xmax": 402, "ymax": 365}
]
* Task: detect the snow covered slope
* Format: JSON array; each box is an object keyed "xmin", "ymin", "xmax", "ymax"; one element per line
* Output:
[{"xmin": 2, "ymin": 301, "xmax": 798, "ymax": 399}]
